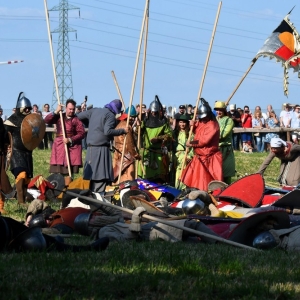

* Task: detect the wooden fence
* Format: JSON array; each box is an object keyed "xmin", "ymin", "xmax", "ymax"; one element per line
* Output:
[{"xmin": 45, "ymin": 127, "xmax": 298, "ymax": 141}]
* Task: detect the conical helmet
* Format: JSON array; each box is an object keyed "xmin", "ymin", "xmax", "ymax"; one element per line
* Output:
[
  {"xmin": 198, "ymin": 98, "xmax": 211, "ymax": 119},
  {"xmin": 16, "ymin": 92, "xmax": 32, "ymax": 110}
]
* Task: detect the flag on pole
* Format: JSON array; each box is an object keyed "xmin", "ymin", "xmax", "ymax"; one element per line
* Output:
[{"xmin": 256, "ymin": 8, "xmax": 300, "ymax": 95}]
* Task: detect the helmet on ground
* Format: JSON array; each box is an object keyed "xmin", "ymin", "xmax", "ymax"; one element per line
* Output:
[
  {"xmin": 8, "ymin": 227, "xmax": 46, "ymax": 252},
  {"xmin": 182, "ymin": 199, "xmax": 206, "ymax": 215},
  {"xmin": 16, "ymin": 92, "xmax": 32, "ymax": 110},
  {"xmin": 252, "ymin": 231, "xmax": 278, "ymax": 250},
  {"xmin": 74, "ymin": 213, "xmax": 92, "ymax": 236},
  {"xmin": 149, "ymin": 99, "xmax": 160, "ymax": 112},
  {"xmin": 214, "ymin": 101, "xmax": 226, "ymax": 110},
  {"xmin": 29, "ymin": 214, "xmax": 48, "ymax": 228}
]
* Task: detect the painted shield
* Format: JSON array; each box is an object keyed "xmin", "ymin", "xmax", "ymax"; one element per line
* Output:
[
  {"xmin": 217, "ymin": 174, "xmax": 265, "ymax": 208},
  {"xmin": 227, "ymin": 210, "xmax": 290, "ymax": 246},
  {"xmin": 21, "ymin": 114, "xmax": 46, "ymax": 151},
  {"xmin": 47, "ymin": 173, "xmax": 65, "ymax": 196}
]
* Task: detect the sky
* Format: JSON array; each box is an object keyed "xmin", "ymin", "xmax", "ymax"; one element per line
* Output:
[{"xmin": 1, "ymin": 0, "xmax": 300, "ymax": 115}]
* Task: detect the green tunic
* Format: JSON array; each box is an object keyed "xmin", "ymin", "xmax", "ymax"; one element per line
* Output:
[
  {"xmin": 217, "ymin": 116, "xmax": 235, "ymax": 179},
  {"xmin": 173, "ymin": 131, "xmax": 193, "ymax": 188},
  {"xmin": 138, "ymin": 122, "xmax": 172, "ymax": 181}
]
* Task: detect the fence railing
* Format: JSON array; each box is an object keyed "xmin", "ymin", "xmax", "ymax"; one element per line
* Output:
[{"xmin": 45, "ymin": 127, "xmax": 298, "ymax": 140}]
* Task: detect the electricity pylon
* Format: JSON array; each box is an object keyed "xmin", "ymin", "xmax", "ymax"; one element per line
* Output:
[{"xmin": 49, "ymin": 0, "xmax": 79, "ymax": 108}]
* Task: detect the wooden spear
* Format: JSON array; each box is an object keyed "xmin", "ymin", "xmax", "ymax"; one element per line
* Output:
[
  {"xmin": 64, "ymin": 190, "xmax": 259, "ymax": 251},
  {"xmin": 111, "ymin": 70, "xmax": 126, "ymax": 111},
  {"xmin": 136, "ymin": 0, "xmax": 150, "ymax": 178},
  {"xmin": 117, "ymin": 0, "xmax": 149, "ymax": 184},
  {"xmin": 177, "ymin": 1, "xmax": 222, "ymax": 188},
  {"xmin": 225, "ymin": 57, "xmax": 258, "ymax": 106},
  {"xmin": 43, "ymin": 0, "xmax": 72, "ymax": 177}
]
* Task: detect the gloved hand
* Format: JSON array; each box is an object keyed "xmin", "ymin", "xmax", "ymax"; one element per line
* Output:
[{"xmin": 129, "ymin": 207, "xmax": 146, "ymax": 232}]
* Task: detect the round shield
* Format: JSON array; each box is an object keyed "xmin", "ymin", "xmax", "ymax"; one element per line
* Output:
[
  {"xmin": 47, "ymin": 173, "xmax": 65, "ymax": 196},
  {"xmin": 21, "ymin": 114, "xmax": 46, "ymax": 151}
]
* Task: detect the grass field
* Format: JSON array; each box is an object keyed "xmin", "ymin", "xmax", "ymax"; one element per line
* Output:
[{"xmin": 2, "ymin": 149, "xmax": 296, "ymax": 300}]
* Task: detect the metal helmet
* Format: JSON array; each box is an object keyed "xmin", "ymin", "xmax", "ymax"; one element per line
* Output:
[
  {"xmin": 125, "ymin": 105, "xmax": 137, "ymax": 117},
  {"xmin": 252, "ymin": 231, "xmax": 278, "ymax": 250},
  {"xmin": 16, "ymin": 92, "xmax": 32, "ymax": 110},
  {"xmin": 149, "ymin": 100, "xmax": 160, "ymax": 112},
  {"xmin": 8, "ymin": 227, "xmax": 47, "ymax": 252},
  {"xmin": 198, "ymin": 98, "xmax": 212, "ymax": 119},
  {"xmin": 28, "ymin": 214, "xmax": 48, "ymax": 228},
  {"xmin": 74, "ymin": 213, "xmax": 92, "ymax": 236},
  {"xmin": 182, "ymin": 198, "xmax": 206, "ymax": 215}
]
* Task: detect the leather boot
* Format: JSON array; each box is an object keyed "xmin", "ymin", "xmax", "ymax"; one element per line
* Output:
[
  {"xmin": 0, "ymin": 193, "xmax": 7, "ymax": 214},
  {"xmin": 64, "ymin": 176, "xmax": 72, "ymax": 188},
  {"xmin": 16, "ymin": 179, "xmax": 26, "ymax": 204}
]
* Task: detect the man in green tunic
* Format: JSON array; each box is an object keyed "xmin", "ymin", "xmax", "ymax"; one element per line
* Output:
[
  {"xmin": 138, "ymin": 96, "xmax": 172, "ymax": 182},
  {"xmin": 214, "ymin": 101, "xmax": 235, "ymax": 184}
]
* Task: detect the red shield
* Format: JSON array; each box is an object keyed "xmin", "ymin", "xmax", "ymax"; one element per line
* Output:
[{"xmin": 217, "ymin": 174, "xmax": 265, "ymax": 208}]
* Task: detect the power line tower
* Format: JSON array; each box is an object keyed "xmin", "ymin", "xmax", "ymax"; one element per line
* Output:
[{"xmin": 49, "ymin": 0, "xmax": 79, "ymax": 108}]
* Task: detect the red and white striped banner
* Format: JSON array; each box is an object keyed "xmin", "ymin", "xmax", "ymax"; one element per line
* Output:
[{"xmin": 0, "ymin": 60, "xmax": 24, "ymax": 65}]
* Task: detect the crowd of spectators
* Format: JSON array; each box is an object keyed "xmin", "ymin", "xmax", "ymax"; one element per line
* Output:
[{"xmin": 2, "ymin": 100, "xmax": 299, "ymax": 154}]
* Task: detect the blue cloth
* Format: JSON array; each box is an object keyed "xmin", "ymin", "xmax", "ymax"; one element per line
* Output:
[
  {"xmin": 241, "ymin": 132, "xmax": 252, "ymax": 142},
  {"xmin": 263, "ymin": 117, "xmax": 279, "ymax": 143},
  {"xmin": 104, "ymin": 99, "xmax": 123, "ymax": 115}
]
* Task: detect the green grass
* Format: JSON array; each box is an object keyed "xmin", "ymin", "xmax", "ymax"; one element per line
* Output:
[{"xmin": 2, "ymin": 149, "xmax": 294, "ymax": 300}]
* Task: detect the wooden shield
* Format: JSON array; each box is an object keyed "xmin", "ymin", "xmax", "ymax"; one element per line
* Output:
[
  {"xmin": 129, "ymin": 196, "xmax": 169, "ymax": 218},
  {"xmin": 21, "ymin": 114, "xmax": 46, "ymax": 150}
]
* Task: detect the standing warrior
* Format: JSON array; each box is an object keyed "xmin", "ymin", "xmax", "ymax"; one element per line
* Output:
[
  {"xmin": 138, "ymin": 96, "xmax": 172, "ymax": 183},
  {"xmin": 112, "ymin": 105, "xmax": 139, "ymax": 184},
  {"xmin": 214, "ymin": 101, "xmax": 235, "ymax": 184},
  {"xmin": 4, "ymin": 92, "xmax": 45, "ymax": 205},
  {"xmin": 44, "ymin": 99, "xmax": 85, "ymax": 187},
  {"xmin": 172, "ymin": 114, "xmax": 193, "ymax": 188},
  {"xmin": 181, "ymin": 99, "xmax": 222, "ymax": 191},
  {"xmin": 77, "ymin": 99, "xmax": 129, "ymax": 193}
]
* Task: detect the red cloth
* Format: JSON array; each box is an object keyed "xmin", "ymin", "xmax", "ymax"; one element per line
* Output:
[
  {"xmin": 44, "ymin": 113, "xmax": 85, "ymax": 166},
  {"xmin": 180, "ymin": 119, "xmax": 223, "ymax": 191},
  {"xmin": 28, "ymin": 175, "xmax": 55, "ymax": 200},
  {"xmin": 50, "ymin": 207, "xmax": 90, "ymax": 229},
  {"xmin": 241, "ymin": 113, "xmax": 252, "ymax": 128}
]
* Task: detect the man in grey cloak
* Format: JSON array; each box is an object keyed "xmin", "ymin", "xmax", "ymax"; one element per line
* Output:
[{"xmin": 77, "ymin": 99, "xmax": 129, "ymax": 192}]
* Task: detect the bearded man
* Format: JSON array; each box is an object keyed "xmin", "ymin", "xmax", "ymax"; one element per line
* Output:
[
  {"xmin": 44, "ymin": 99, "xmax": 85, "ymax": 187},
  {"xmin": 214, "ymin": 101, "xmax": 236, "ymax": 184}
]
